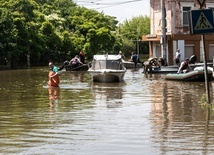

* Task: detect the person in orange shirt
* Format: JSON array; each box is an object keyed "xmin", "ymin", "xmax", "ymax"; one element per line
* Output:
[
  {"xmin": 48, "ymin": 62, "xmax": 60, "ymax": 86},
  {"xmin": 48, "ymin": 62, "xmax": 60, "ymax": 107}
]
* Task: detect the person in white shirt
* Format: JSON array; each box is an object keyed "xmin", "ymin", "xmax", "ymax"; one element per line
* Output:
[{"xmin": 174, "ymin": 49, "xmax": 181, "ymax": 67}]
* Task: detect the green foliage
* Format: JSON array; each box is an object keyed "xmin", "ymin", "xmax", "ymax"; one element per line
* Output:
[
  {"xmin": 0, "ymin": 0, "xmax": 150, "ymax": 68},
  {"xmin": 118, "ymin": 15, "xmax": 150, "ymax": 56}
]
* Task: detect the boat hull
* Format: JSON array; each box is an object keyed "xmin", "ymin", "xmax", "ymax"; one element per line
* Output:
[
  {"xmin": 165, "ymin": 70, "xmax": 213, "ymax": 81},
  {"xmin": 88, "ymin": 70, "xmax": 126, "ymax": 83},
  {"xmin": 150, "ymin": 63, "xmax": 213, "ymax": 74},
  {"xmin": 123, "ymin": 61, "xmax": 142, "ymax": 68},
  {"xmin": 88, "ymin": 54, "xmax": 127, "ymax": 83},
  {"xmin": 65, "ymin": 64, "xmax": 89, "ymax": 71}
]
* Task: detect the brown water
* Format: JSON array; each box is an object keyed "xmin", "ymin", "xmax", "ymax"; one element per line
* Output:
[{"xmin": 1, "ymin": 68, "xmax": 214, "ymax": 155}]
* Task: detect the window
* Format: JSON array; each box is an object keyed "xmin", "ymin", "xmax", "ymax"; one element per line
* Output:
[
  {"xmin": 208, "ymin": 45, "xmax": 214, "ymax": 61},
  {"xmin": 185, "ymin": 45, "xmax": 194, "ymax": 58},
  {"xmin": 154, "ymin": 45, "xmax": 161, "ymax": 58},
  {"xmin": 183, "ymin": 7, "xmax": 191, "ymax": 26}
]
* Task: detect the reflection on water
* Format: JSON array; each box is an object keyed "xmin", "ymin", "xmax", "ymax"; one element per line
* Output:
[
  {"xmin": 149, "ymin": 80, "xmax": 214, "ymax": 154},
  {"xmin": 91, "ymin": 82, "xmax": 125, "ymax": 108},
  {"xmin": 1, "ymin": 68, "xmax": 214, "ymax": 154},
  {"xmin": 48, "ymin": 86, "xmax": 60, "ymax": 107}
]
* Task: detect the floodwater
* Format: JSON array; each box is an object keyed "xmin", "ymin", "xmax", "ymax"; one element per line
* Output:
[{"xmin": 1, "ymin": 67, "xmax": 214, "ymax": 155}]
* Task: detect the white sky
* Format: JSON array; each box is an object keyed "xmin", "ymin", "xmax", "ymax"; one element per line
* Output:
[{"xmin": 74, "ymin": 0, "xmax": 150, "ymax": 23}]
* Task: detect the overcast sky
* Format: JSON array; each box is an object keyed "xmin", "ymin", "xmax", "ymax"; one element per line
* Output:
[{"xmin": 74, "ymin": 0, "xmax": 150, "ymax": 23}]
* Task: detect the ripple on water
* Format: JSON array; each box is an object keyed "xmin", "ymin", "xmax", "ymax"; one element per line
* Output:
[{"xmin": 1, "ymin": 68, "xmax": 214, "ymax": 154}]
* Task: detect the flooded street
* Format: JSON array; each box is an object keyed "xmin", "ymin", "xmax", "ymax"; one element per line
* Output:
[{"xmin": 1, "ymin": 67, "xmax": 214, "ymax": 155}]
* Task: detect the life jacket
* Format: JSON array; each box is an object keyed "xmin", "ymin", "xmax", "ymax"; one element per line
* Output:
[{"xmin": 48, "ymin": 71, "xmax": 59, "ymax": 87}]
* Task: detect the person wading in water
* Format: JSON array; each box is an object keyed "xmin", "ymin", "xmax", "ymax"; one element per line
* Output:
[{"xmin": 48, "ymin": 62, "xmax": 60, "ymax": 107}]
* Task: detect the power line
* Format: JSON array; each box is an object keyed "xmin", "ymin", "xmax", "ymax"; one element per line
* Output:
[{"xmin": 77, "ymin": 0, "xmax": 146, "ymax": 10}]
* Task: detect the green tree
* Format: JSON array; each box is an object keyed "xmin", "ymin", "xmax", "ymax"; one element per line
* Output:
[
  {"xmin": 118, "ymin": 15, "xmax": 150, "ymax": 57},
  {"xmin": 0, "ymin": 0, "xmax": 42, "ymax": 68},
  {"xmin": 69, "ymin": 7, "xmax": 118, "ymax": 58},
  {"xmin": 0, "ymin": 8, "xmax": 14, "ymax": 65},
  {"xmin": 0, "ymin": 0, "xmax": 138, "ymax": 68}
]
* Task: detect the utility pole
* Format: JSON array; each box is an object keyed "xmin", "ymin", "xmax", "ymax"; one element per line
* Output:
[
  {"xmin": 189, "ymin": 0, "xmax": 212, "ymax": 104},
  {"xmin": 161, "ymin": 0, "xmax": 166, "ymax": 59},
  {"xmin": 136, "ymin": 25, "xmax": 139, "ymax": 55}
]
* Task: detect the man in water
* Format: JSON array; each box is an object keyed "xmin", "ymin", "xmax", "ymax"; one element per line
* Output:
[
  {"xmin": 48, "ymin": 62, "xmax": 60, "ymax": 87},
  {"xmin": 49, "ymin": 62, "xmax": 59, "ymax": 73},
  {"xmin": 48, "ymin": 62, "xmax": 60, "ymax": 107}
]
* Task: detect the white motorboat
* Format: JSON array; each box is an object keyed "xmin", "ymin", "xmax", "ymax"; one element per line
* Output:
[{"xmin": 88, "ymin": 54, "xmax": 127, "ymax": 82}]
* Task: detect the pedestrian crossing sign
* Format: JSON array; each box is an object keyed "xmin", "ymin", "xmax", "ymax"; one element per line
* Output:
[
  {"xmin": 194, "ymin": 12, "xmax": 213, "ymax": 30},
  {"xmin": 189, "ymin": 9, "xmax": 214, "ymax": 34}
]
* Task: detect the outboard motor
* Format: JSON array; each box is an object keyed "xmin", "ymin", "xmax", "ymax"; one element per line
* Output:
[
  {"xmin": 58, "ymin": 60, "xmax": 69, "ymax": 71},
  {"xmin": 189, "ymin": 55, "xmax": 197, "ymax": 64},
  {"xmin": 63, "ymin": 60, "xmax": 69, "ymax": 65}
]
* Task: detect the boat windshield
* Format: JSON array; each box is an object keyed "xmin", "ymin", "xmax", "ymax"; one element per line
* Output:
[{"xmin": 92, "ymin": 59, "xmax": 123, "ymax": 70}]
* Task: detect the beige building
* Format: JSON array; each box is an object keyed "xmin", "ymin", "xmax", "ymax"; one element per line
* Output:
[{"xmin": 142, "ymin": 0, "xmax": 214, "ymax": 65}]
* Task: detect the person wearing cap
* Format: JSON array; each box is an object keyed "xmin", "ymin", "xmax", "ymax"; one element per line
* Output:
[
  {"xmin": 49, "ymin": 62, "xmax": 59, "ymax": 73},
  {"xmin": 177, "ymin": 58, "xmax": 192, "ymax": 74}
]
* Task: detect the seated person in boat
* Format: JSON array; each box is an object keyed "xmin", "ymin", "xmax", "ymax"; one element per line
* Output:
[
  {"xmin": 177, "ymin": 58, "xmax": 192, "ymax": 74},
  {"xmin": 69, "ymin": 55, "xmax": 83, "ymax": 68}
]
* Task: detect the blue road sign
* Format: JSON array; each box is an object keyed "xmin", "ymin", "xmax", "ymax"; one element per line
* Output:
[{"xmin": 189, "ymin": 9, "xmax": 214, "ymax": 34}]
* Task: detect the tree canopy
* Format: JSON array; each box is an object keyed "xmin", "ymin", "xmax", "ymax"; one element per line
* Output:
[
  {"xmin": 118, "ymin": 15, "xmax": 150, "ymax": 57},
  {"xmin": 0, "ymin": 0, "xmax": 150, "ymax": 68}
]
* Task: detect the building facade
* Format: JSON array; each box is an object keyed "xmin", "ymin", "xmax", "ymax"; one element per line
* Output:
[{"xmin": 142, "ymin": 0, "xmax": 214, "ymax": 65}]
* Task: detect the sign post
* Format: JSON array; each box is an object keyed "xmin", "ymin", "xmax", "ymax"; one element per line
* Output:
[
  {"xmin": 189, "ymin": 0, "xmax": 213, "ymax": 104},
  {"xmin": 197, "ymin": 0, "xmax": 206, "ymax": 9}
]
